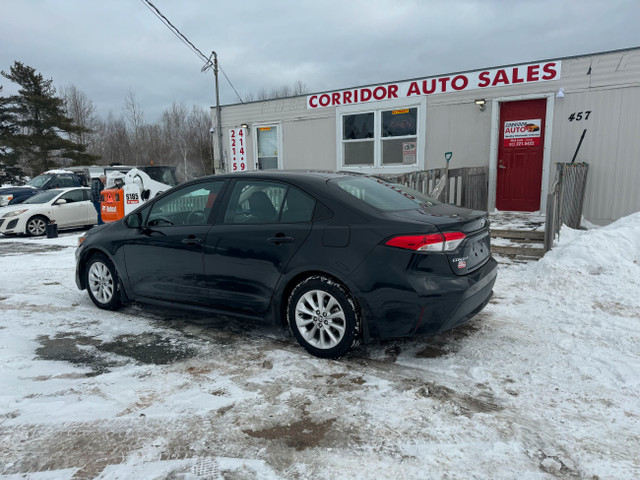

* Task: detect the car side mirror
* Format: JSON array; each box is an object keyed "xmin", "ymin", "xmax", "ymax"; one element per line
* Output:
[
  {"xmin": 54, "ymin": 198, "xmax": 67, "ymax": 205},
  {"xmin": 125, "ymin": 212, "xmax": 142, "ymax": 229}
]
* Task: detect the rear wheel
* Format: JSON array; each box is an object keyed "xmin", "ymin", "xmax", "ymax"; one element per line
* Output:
[
  {"xmin": 26, "ymin": 216, "xmax": 48, "ymax": 236},
  {"xmin": 287, "ymin": 276, "xmax": 360, "ymax": 358},
  {"xmin": 86, "ymin": 254, "xmax": 122, "ymax": 310}
]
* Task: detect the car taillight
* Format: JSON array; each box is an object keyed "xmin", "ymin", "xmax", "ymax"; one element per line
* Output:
[{"xmin": 385, "ymin": 232, "xmax": 466, "ymax": 252}]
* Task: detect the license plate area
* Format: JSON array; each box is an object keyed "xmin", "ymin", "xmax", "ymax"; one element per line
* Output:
[{"xmin": 448, "ymin": 231, "xmax": 490, "ymax": 275}]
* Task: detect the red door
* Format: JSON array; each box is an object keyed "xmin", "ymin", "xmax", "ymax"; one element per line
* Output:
[{"xmin": 496, "ymin": 99, "xmax": 547, "ymax": 211}]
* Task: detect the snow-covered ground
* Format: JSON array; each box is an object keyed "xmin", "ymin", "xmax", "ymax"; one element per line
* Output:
[{"xmin": 0, "ymin": 214, "xmax": 639, "ymax": 479}]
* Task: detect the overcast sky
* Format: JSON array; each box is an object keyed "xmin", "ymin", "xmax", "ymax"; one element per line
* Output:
[{"xmin": 1, "ymin": 0, "xmax": 638, "ymax": 123}]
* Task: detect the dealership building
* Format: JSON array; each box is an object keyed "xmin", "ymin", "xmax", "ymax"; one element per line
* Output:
[{"xmin": 213, "ymin": 47, "xmax": 640, "ymax": 225}]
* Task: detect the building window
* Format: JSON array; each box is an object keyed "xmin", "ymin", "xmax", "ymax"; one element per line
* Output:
[
  {"xmin": 343, "ymin": 112, "xmax": 374, "ymax": 166},
  {"xmin": 381, "ymin": 108, "xmax": 417, "ymax": 165},
  {"xmin": 256, "ymin": 126, "xmax": 280, "ymax": 170},
  {"xmin": 338, "ymin": 101, "xmax": 423, "ymax": 172}
]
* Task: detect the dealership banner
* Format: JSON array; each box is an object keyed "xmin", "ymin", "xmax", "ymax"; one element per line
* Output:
[
  {"xmin": 307, "ymin": 61, "xmax": 561, "ymax": 109},
  {"xmin": 503, "ymin": 119, "xmax": 542, "ymax": 147}
]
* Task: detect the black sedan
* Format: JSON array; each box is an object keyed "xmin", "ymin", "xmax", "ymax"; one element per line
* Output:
[{"xmin": 76, "ymin": 171, "xmax": 497, "ymax": 358}]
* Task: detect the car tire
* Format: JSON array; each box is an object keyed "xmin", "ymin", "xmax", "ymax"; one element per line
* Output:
[
  {"xmin": 26, "ymin": 215, "xmax": 48, "ymax": 236},
  {"xmin": 85, "ymin": 254, "xmax": 122, "ymax": 310},
  {"xmin": 287, "ymin": 276, "xmax": 360, "ymax": 358}
]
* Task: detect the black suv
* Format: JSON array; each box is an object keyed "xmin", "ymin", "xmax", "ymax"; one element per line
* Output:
[{"xmin": 0, "ymin": 171, "xmax": 83, "ymax": 206}]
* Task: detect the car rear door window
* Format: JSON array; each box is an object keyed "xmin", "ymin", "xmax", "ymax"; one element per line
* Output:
[
  {"xmin": 280, "ymin": 187, "xmax": 315, "ymax": 223},
  {"xmin": 223, "ymin": 180, "xmax": 286, "ymax": 224},
  {"xmin": 60, "ymin": 189, "xmax": 84, "ymax": 203},
  {"xmin": 222, "ymin": 180, "xmax": 316, "ymax": 225},
  {"xmin": 51, "ymin": 175, "xmax": 76, "ymax": 188}
]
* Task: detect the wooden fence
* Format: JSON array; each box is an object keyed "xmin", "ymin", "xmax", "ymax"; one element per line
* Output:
[
  {"xmin": 379, "ymin": 167, "xmax": 489, "ymax": 211},
  {"xmin": 544, "ymin": 162, "xmax": 589, "ymax": 251}
]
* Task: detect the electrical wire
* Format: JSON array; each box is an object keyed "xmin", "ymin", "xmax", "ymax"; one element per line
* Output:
[
  {"xmin": 218, "ymin": 63, "xmax": 244, "ymax": 104},
  {"xmin": 141, "ymin": 0, "xmax": 208, "ymax": 63},
  {"xmin": 140, "ymin": 0, "xmax": 243, "ymax": 102}
]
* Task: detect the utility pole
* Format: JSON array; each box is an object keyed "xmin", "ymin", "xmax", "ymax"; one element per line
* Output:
[
  {"xmin": 213, "ymin": 52, "xmax": 225, "ymax": 174},
  {"xmin": 140, "ymin": 1, "xmax": 234, "ymax": 174}
]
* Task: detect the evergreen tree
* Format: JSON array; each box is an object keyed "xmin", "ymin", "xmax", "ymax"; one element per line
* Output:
[
  {"xmin": 0, "ymin": 85, "xmax": 25, "ymax": 184},
  {"xmin": 0, "ymin": 61, "xmax": 98, "ymax": 175}
]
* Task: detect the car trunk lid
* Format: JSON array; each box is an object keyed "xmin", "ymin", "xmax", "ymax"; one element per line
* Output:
[{"xmin": 389, "ymin": 205, "xmax": 491, "ymax": 275}]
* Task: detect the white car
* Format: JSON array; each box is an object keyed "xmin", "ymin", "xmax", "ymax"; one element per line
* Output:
[{"xmin": 0, "ymin": 187, "xmax": 97, "ymax": 236}]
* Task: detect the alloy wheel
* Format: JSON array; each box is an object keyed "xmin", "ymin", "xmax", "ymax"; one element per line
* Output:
[
  {"xmin": 27, "ymin": 217, "xmax": 47, "ymax": 236},
  {"xmin": 295, "ymin": 289, "xmax": 347, "ymax": 349},
  {"xmin": 88, "ymin": 261, "xmax": 115, "ymax": 305}
]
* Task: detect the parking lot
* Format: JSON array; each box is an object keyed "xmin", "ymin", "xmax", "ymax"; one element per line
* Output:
[{"xmin": 1, "ymin": 224, "xmax": 639, "ymax": 479}]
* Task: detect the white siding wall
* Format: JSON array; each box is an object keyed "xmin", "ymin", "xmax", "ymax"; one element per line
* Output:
[
  {"xmin": 425, "ymin": 102, "xmax": 493, "ymax": 170},
  {"xmin": 219, "ymin": 96, "xmax": 336, "ymax": 171},
  {"xmin": 216, "ymin": 48, "xmax": 640, "ymax": 223}
]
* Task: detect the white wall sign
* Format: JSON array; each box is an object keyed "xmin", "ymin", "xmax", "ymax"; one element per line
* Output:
[
  {"xmin": 228, "ymin": 128, "xmax": 247, "ymax": 172},
  {"xmin": 402, "ymin": 142, "xmax": 417, "ymax": 164},
  {"xmin": 308, "ymin": 61, "xmax": 561, "ymax": 109}
]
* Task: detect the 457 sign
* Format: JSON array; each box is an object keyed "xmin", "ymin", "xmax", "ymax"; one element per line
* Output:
[
  {"xmin": 229, "ymin": 128, "xmax": 247, "ymax": 172},
  {"xmin": 568, "ymin": 111, "xmax": 591, "ymax": 122}
]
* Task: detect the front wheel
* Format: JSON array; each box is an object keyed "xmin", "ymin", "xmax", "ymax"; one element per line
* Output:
[
  {"xmin": 26, "ymin": 216, "xmax": 48, "ymax": 236},
  {"xmin": 287, "ymin": 276, "xmax": 360, "ymax": 358},
  {"xmin": 85, "ymin": 254, "xmax": 122, "ymax": 310}
]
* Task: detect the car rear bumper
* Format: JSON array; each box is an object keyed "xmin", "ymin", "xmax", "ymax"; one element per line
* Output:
[
  {"xmin": 351, "ymin": 251, "xmax": 498, "ymax": 341},
  {"xmin": 415, "ymin": 256, "xmax": 497, "ymax": 335}
]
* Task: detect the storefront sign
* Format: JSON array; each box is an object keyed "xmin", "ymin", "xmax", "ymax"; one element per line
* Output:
[
  {"xmin": 503, "ymin": 119, "xmax": 542, "ymax": 147},
  {"xmin": 229, "ymin": 128, "xmax": 247, "ymax": 171},
  {"xmin": 307, "ymin": 61, "xmax": 561, "ymax": 109}
]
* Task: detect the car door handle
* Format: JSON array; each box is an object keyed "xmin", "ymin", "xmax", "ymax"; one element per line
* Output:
[
  {"xmin": 181, "ymin": 236, "xmax": 202, "ymax": 246},
  {"xmin": 267, "ymin": 234, "xmax": 295, "ymax": 245}
]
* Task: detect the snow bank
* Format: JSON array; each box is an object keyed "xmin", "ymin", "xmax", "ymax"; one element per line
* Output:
[{"xmin": 541, "ymin": 211, "xmax": 640, "ymax": 273}]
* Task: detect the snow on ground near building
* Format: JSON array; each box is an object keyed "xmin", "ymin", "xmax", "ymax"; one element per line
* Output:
[{"xmin": 0, "ymin": 214, "xmax": 639, "ymax": 479}]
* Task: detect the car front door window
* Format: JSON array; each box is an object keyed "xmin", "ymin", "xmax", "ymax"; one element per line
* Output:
[{"xmin": 147, "ymin": 182, "xmax": 222, "ymax": 227}]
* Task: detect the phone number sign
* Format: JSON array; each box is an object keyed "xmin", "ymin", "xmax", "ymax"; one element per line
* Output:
[
  {"xmin": 229, "ymin": 128, "xmax": 247, "ymax": 172},
  {"xmin": 503, "ymin": 119, "xmax": 542, "ymax": 147}
]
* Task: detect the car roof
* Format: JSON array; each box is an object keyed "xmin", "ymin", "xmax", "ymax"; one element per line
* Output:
[
  {"xmin": 199, "ymin": 170, "xmax": 365, "ymax": 185},
  {"xmin": 48, "ymin": 187, "xmax": 90, "ymax": 193},
  {"xmin": 41, "ymin": 169, "xmax": 75, "ymax": 175}
]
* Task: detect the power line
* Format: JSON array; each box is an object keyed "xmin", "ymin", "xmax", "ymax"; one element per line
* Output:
[
  {"xmin": 140, "ymin": 0, "xmax": 243, "ymax": 103},
  {"xmin": 218, "ymin": 63, "xmax": 244, "ymax": 104},
  {"xmin": 141, "ymin": 0, "xmax": 208, "ymax": 63}
]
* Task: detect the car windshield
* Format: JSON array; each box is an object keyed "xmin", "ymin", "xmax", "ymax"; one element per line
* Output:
[
  {"xmin": 25, "ymin": 174, "xmax": 54, "ymax": 188},
  {"xmin": 331, "ymin": 176, "xmax": 440, "ymax": 211},
  {"xmin": 22, "ymin": 190, "xmax": 60, "ymax": 204},
  {"xmin": 143, "ymin": 167, "xmax": 178, "ymax": 186}
]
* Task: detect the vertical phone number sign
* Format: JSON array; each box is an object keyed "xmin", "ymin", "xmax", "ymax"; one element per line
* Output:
[{"xmin": 229, "ymin": 128, "xmax": 247, "ymax": 172}]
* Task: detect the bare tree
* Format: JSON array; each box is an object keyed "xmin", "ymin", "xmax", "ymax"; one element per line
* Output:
[
  {"xmin": 91, "ymin": 113, "xmax": 131, "ymax": 166},
  {"xmin": 162, "ymin": 102, "xmax": 189, "ymax": 181},
  {"xmin": 61, "ymin": 84, "xmax": 97, "ymax": 147},
  {"xmin": 138, "ymin": 123, "xmax": 170, "ymax": 167},
  {"xmin": 186, "ymin": 105, "xmax": 213, "ymax": 176},
  {"xmin": 292, "ymin": 80, "xmax": 308, "ymax": 96},
  {"xmin": 61, "ymin": 89, "xmax": 212, "ymax": 178},
  {"xmin": 123, "ymin": 90, "xmax": 144, "ymax": 166},
  {"xmin": 245, "ymin": 81, "xmax": 308, "ymax": 102}
]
